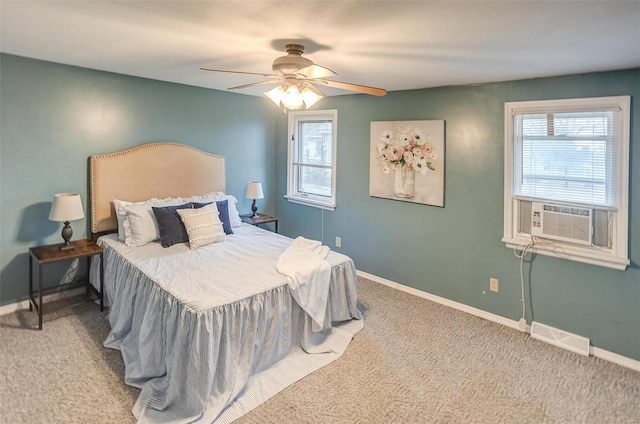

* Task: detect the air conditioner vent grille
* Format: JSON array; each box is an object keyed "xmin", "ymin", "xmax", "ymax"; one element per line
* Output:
[
  {"xmin": 517, "ymin": 199, "xmax": 613, "ymax": 249},
  {"xmin": 531, "ymin": 202, "xmax": 592, "ymax": 246}
]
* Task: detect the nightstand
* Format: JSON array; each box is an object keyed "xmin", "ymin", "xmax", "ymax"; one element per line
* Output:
[
  {"xmin": 28, "ymin": 239, "xmax": 104, "ymax": 330},
  {"xmin": 240, "ymin": 213, "xmax": 279, "ymax": 233}
]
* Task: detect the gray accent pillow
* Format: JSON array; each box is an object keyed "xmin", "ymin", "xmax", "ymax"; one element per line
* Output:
[{"xmin": 152, "ymin": 203, "xmax": 193, "ymax": 247}]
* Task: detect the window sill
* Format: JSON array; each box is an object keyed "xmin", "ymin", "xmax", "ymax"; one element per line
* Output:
[
  {"xmin": 284, "ymin": 195, "xmax": 336, "ymax": 211},
  {"xmin": 502, "ymin": 237, "xmax": 629, "ymax": 271}
]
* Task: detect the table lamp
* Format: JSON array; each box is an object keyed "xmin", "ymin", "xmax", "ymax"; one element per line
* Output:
[
  {"xmin": 245, "ymin": 182, "xmax": 264, "ymax": 218},
  {"xmin": 49, "ymin": 193, "xmax": 85, "ymax": 250}
]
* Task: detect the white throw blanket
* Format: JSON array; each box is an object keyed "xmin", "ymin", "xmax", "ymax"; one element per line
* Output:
[{"xmin": 276, "ymin": 237, "xmax": 331, "ymax": 332}]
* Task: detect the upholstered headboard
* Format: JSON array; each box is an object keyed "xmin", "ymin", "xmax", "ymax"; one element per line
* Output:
[{"xmin": 90, "ymin": 142, "xmax": 226, "ymax": 236}]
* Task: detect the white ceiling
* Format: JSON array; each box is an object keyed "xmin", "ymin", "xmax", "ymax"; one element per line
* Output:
[{"xmin": 1, "ymin": 1, "xmax": 639, "ymax": 98}]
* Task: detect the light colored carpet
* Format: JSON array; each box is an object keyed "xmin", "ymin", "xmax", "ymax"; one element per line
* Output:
[{"xmin": 1, "ymin": 279, "xmax": 638, "ymax": 423}]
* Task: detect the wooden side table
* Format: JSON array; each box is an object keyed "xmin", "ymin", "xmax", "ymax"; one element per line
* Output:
[
  {"xmin": 28, "ymin": 239, "xmax": 104, "ymax": 330},
  {"xmin": 240, "ymin": 213, "xmax": 279, "ymax": 233}
]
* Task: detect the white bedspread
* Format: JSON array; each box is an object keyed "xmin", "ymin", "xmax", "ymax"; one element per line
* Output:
[
  {"xmin": 91, "ymin": 225, "xmax": 362, "ymax": 423},
  {"xmin": 277, "ymin": 237, "xmax": 331, "ymax": 332}
]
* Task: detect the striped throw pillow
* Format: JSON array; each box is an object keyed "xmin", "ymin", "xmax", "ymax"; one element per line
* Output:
[{"xmin": 177, "ymin": 203, "xmax": 226, "ymax": 249}]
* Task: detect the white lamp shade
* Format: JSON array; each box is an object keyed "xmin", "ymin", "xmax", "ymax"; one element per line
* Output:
[
  {"xmin": 245, "ymin": 182, "xmax": 264, "ymax": 200},
  {"xmin": 49, "ymin": 193, "xmax": 85, "ymax": 222}
]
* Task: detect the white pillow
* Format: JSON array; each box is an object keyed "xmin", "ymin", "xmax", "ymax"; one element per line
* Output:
[
  {"xmin": 180, "ymin": 191, "xmax": 223, "ymax": 204},
  {"xmin": 122, "ymin": 203, "xmax": 160, "ymax": 247},
  {"xmin": 116, "ymin": 197, "xmax": 183, "ymax": 246},
  {"xmin": 177, "ymin": 203, "xmax": 226, "ymax": 249},
  {"xmin": 113, "ymin": 199, "xmax": 147, "ymax": 241},
  {"xmin": 214, "ymin": 193, "xmax": 242, "ymax": 227}
]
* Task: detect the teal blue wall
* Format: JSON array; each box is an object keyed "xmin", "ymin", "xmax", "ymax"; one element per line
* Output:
[
  {"xmin": 2, "ymin": 52, "xmax": 638, "ymax": 362},
  {"xmin": 0, "ymin": 54, "xmax": 277, "ymax": 304},
  {"xmin": 275, "ymin": 69, "xmax": 640, "ymax": 361}
]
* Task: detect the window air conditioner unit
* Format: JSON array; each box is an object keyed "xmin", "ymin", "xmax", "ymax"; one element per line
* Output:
[{"xmin": 530, "ymin": 202, "xmax": 592, "ymax": 246}]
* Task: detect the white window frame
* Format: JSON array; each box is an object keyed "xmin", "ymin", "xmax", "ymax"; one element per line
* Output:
[
  {"xmin": 502, "ymin": 96, "xmax": 630, "ymax": 270},
  {"xmin": 285, "ymin": 109, "xmax": 338, "ymax": 210}
]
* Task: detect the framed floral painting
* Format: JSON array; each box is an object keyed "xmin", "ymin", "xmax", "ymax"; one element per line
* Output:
[{"xmin": 369, "ymin": 120, "xmax": 445, "ymax": 207}]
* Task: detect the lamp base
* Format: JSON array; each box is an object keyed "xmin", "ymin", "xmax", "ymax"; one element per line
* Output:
[
  {"xmin": 59, "ymin": 221, "xmax": 75, "ymax": 250},
  {"xmin": 60, "ymin": 242, "xmax": 75, "ymax": 251},
  {"xmin": 251, "ymin": 199, "xmax": 259, "ymax": 218}
]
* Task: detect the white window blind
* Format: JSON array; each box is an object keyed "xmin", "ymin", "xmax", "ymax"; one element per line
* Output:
[
  {"xmin": 514, "ymin": 109, "xmax": 620, "ymax": 209},
  {"xmin": 503, "ymin": 96, "xmax": 630, "ymax": 270}
]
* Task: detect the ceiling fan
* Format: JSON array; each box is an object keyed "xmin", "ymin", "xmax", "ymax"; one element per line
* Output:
[{"xmin": 201, "ymin": 44, "xmax": 387, "ymax": 111}]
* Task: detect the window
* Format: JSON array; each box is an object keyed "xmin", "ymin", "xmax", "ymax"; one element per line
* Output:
[
  {"xmin": 286, "ymin": 109, "xmax": 337, "ymax": 210},
  {"xmin": 503, "ymin": 96, "xmax": 630, "ymax": 270}
]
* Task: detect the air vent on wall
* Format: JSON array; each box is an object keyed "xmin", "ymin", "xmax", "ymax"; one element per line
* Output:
[{"xmin": 530, "ymin": 321, "xmax": 590, "ymax": 357}]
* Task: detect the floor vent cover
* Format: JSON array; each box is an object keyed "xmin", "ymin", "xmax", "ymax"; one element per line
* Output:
[{"xmin": 530, "ymin": 321, "xmax": 590, "ymax": 357}]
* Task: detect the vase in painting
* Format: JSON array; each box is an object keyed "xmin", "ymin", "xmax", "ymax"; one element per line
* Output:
[{"xmin": 394, "ymin": 167, "xmax": 415, "ymax": 199}]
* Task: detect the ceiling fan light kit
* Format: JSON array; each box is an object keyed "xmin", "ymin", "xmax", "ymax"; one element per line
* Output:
[
  {"xmin": 201, "ymin": 44, "xmax": 387, "ymax": 112},
  {"xmin": 264, "ymin": 84, "xmax": 323, "ymax": 111}
]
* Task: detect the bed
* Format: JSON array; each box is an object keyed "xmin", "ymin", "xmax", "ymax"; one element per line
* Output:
[{"xmin": 88, "ymin": 143, "xmax": 362, "ymax": 423}]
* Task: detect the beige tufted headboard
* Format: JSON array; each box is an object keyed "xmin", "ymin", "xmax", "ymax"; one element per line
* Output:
[{"xmin": 90, "ymin": 142, "xmax": 226, "ymax": 236}]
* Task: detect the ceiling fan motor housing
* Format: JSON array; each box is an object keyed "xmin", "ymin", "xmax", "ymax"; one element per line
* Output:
[
  {"xmin": 272, "ymin": 44, "xmax": 313, "ymax": 76},
  {"xmin": 201, "ymin": 43, "xmax": 386, "ymax": 98}
]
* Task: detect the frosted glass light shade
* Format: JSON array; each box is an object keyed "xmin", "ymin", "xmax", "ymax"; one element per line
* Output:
[
  {"xmin": 281, "ymin": 86, "xmax": 305, "ymax": 110},
  {"xmin": 264, "ymin": 85, "xmax": 286, "ymax": 106},
  {"xmin": 49, "ymin": 193, "xmax": 85, "ymax": 222},
  {"xmin": 300, "ymin": 87, "xmax": 322, "ymax": 108},
  {"xmin": 264, "ymin": 85, "xmax": 323, "ymax": 111},
  {"xmin": 245, "ymin": 182, "xmax": 264, "ymax": 200}
]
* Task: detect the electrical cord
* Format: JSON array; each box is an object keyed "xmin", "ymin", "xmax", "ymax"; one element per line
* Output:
[
  {"xmin": 513, "ymin": 237, "xmax": 555, "ymax": 328},
  {"xmin": 61, "ymin": 258, "xmax": 85, "ymax": 299},
  {"xmin": 514, "ymin": 238, "xmax": 535, "ymax": 323},
  {"xmin": 64, "ymin": 258, "xmax": 80, "ymax": 282}
]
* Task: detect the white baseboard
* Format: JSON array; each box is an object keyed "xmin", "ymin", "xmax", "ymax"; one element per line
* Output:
[
  {"xmin": 357, "ymin": 270, "xmax": 640, "ymax": 373},
  {"xmin": 591, "ymin": 346, "xmax": 640, "ymax": 372},
  {"xmin": 0, "ymin": 287, "xmax": 86, "ymax": 317},
  {"xmin": 357, "ymin": 270, "xmax": 525, "ymax": 331}
]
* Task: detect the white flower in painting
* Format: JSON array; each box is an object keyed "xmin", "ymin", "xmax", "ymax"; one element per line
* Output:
[
  {"xmin": 380, "ymin": 130, "xmax": 393, "ymax": 142},
  {"xmin": 398, "ymin": 132, "xmax": 412, "ymax": 146},
  {"xmin": 414, "ymin": 158, "xmax": 429, "ymax": 175},
  {"xmin": 386, "ymin": 142, "xmax": 404, "ymax": 161},
  {"xmin": 403, "ymin": 151, "xmax": 414, "ymax": 164},
  {"xmin": 411, "ymin": 146, "xmax": 422, "ymax": 156},
  {"xmin": 413, "ymin": 129, "xmax": 427, "ymax": 145},
  {"xmin": 431, "ymin": 152, "xmax": 438, "ymax": 161},
  {"xmin": 381, "ymin": 163, "xmax": 391, "ymax": 174},
  {"xmin": 376, "ymin": 142, "xmax": 387, "ymax": 155}
]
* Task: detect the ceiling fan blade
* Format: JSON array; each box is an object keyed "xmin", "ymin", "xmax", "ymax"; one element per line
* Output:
[
  {"xmin": 305, "ymin": 83, "xmax": 325, "ymax": 97},
  {"xmin": 296, "ymin": 64, "xmax": 336, "ymax": 79},
  {"xmin": 200, "ymin": 67, "xmax": 276, "ymax": 78},
  {"xmin": 311, "ymin": 79, "xmax": 387, "ymax": 96},
  {"xmin": 228, "ymin": 79, "xmax": 282, "ymax": 90}
]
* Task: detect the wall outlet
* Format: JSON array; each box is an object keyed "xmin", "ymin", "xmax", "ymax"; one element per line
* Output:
[
  {"xmin": 335, "ymin": 236, "xmax": 341, "ymax": 248},
  {"xmin": 490, "ymin": 278, "xmax": 499, "ymax": 292}
]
